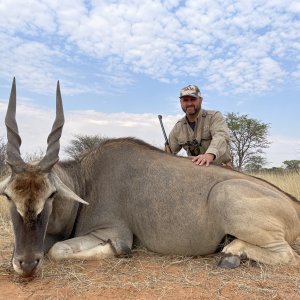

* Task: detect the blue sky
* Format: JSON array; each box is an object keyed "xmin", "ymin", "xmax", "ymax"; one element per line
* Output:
[{"xmin": 0, "ymin": 0, "xmax": 299, "ymax": 167}]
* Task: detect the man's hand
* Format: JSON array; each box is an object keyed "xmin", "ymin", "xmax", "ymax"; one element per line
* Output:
[{"xmin": 191, "ymin": 153, "xmax": 215, "ymax": 166}]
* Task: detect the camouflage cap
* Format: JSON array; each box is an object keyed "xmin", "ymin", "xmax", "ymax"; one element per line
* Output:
[{"xmin": 179, "ymin": 85, "xmax": 201, "ymax": 98}]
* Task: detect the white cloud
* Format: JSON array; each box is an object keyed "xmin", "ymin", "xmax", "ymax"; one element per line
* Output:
[
  {"xmin": 1, "ymin": 0, "xmax": 300, "ymax": 95},
  {"xmin": 292, "ymin": 66, "xmax": 300, "ymax": 82},
  {"xmin": 265, "ymin": 135, "xmax": 300, "ymax": 167},
  {"xmin": 0, "ymin": 100, "xmax": 180, "ymax": 157},
  {"xmin": 0, "ymin": 0, "xmax": 56, "ymax": 34},
  {"xmin": 288, "ymin": 2, "xmax": 300, "ymax": 13},
  {"xmin": 0, "ymin": 100, "xmax": 297, "ymax": 167},
  {"xmin": 0, "ymin": 0, "xmax": 298, "ymax": 171}
]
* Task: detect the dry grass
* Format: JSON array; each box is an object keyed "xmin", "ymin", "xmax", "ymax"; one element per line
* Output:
[
  {"xmin": 2, "ymin": 233, "xmax": 300, "ymax": 299},
  {"xmin": 1, "ymin": 171, "xmax": 300, "ymax": 298},
  {"xmin": 251, "ymin": 170, "xmax": 300, "ymax": 199},
  {"xmin": 0, "ymin": 173, "xmax": 10, "ymax": 222},
  {"xmin": 0, "ymin": 196, "xmax": 10, "ymax": 222}
]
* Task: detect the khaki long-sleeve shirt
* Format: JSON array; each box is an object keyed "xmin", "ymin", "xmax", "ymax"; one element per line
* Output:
[{"xmin": 168, "ymin": 109, "xmax": 231, "ymax": 165}]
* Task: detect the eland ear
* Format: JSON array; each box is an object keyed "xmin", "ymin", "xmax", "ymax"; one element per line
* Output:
[
  {"xmin": 51, "ymin": 173, "xmax": 88, "ymax": 205},
  {"xmin": 57, "ymin": 184, "xmax": 89, "ymax": 205}
]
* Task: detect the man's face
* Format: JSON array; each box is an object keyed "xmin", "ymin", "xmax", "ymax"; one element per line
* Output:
[{"xmin": 180, "ymin": 96, "xmax": 202, "ymax": 116}]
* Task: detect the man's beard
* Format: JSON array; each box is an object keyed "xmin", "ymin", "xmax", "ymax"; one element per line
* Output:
[{"xmin": 182, "ymin": 105, "xmax": 200, "ymax": 115}]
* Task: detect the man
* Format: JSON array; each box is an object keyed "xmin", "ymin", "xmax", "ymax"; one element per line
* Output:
[{"xmin": 167, "ymin": 85, "xmax": 232, "ymax": 167}]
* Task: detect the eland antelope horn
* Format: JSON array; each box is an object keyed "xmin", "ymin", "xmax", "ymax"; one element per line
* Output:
[
  {"xmin": 5, "ymin": 78, "xmax": 25, "ymax": 173},
  {"xmin": 39, "ymin": 81, "xmax": 65, "ymax": 171}
]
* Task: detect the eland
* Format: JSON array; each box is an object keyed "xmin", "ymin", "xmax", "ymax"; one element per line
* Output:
[{"xmin": 1, "ymin": 78, "xmax": 300, "ymax": 277}]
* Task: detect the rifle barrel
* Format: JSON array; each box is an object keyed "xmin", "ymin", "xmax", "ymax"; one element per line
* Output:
[{"xmin": 158, "ymin": 115, "xmax": 169, "ymax": 144}]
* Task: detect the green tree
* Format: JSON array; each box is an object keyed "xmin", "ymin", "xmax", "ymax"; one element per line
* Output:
[
  {"xmin": 244, "ymin": 155, "xmax": 267, "ymax": 172},
  {"xmin": 282, "ymin": 160, "xmax": 300, "ymax": 170},
  {"xmin": 64, "ymin": 134, "xmax": 107, "ymax": 160},
  {"xmin": 226, "ymin": 113, "xmax": 270, "ymax": 170}
]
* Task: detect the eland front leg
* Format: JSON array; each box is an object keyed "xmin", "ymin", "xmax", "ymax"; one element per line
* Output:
[{"xmin": 48, "ymin": 229, "xmax": 132, "ymax": 260}]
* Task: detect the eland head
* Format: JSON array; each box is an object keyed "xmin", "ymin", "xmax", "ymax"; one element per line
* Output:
[{"xmin": 0, "ymin": 78, "xmax": 87, "ymax": 277}]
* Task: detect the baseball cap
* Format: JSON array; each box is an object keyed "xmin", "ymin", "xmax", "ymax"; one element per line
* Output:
[{"xmin": 179, "ymin": 85, "xmax": 201, "ymax": 98}]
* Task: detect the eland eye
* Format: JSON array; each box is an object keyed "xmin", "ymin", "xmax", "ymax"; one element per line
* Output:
[
  {"xmin": 3, "ymin": 193, "xmax": 11, "ymax": 201},
  {"xmin": 48, "ymin": 191, "xmax": 57, "ymax": 199}
]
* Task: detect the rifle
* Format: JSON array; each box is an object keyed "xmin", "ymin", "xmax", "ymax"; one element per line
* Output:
[{"xmin": 158, "ymin": 115, "xmax": 172, "ymax": 154}]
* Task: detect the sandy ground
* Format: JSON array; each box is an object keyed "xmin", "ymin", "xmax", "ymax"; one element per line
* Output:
[{"xmin": 1, "ymin": 218, "xmax": 300, "ymax": 300}]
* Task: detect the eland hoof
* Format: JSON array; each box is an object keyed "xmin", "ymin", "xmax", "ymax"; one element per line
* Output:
[{"xmin": 218, "ymin": 254, "xmax": 241, "ymax": 269}]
